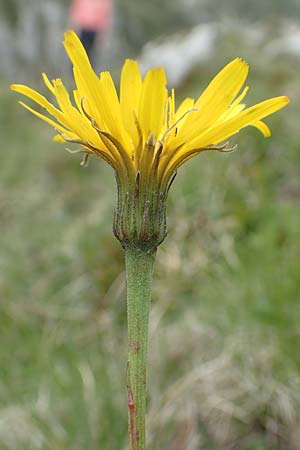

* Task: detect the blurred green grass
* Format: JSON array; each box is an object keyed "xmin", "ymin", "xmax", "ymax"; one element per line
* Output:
[{"xmin": 0, "ymin": 56, "xmax": 299, "ymax": 450}]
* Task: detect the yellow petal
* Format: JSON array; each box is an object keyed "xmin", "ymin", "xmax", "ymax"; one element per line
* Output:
[
  {"xmin": 53, "ymin": 134, "xmax": 66, "ymax": 142},
  {"xmin": 175, "ymin": 97, "xmax": 195, "ymax": 120},
  {"xmin": 231, "ymin": 86, "xmax": 249, "ymax": 108},
  {"xmin": 53, "ymin": 78, "xmax": 74, "ymax": 113},
  {"xmin": 251, "ymin": 120, "xmax": 271, "ymax": 137},
  {"xmin": 176, "ymin": 58, "xmax": 249, "ymax": 144},
  {"xmin": 11, "ymin": 84, "xmax": 64, "ymax": 122},
  {"xmin": 42, "ymin": 73, "xmax": 55, "ymax": 94},
  {"xmin": 138, "ymin": 67, "xmax": 168, "ymax": 141},
  {"xmin": 120, "ymin": 59, "xmax": 142, "ymax": 146},
  {"xmin": 218, "ymin": 103, "xmax": 245, "ymax": 122},
  {"xmin": 157, "ymin": 97, "xmax": 197, "ymax": 176},
  {"xmin": 72, "ymin": 67, "xmax": 96, "ymax": 120},
  {"xmin": 18, "ymin": 101, "xmax": 76, "ymax": 137},
  {"xmin": 52, "ymin": 78, "xmax": 98, "ymax": 144},
  {"xmin": 185, "ymin": 96, "xmax": 289, "ymax": 149},
  {"xmin": 64, "ymin": 30, "xmax": 90, "ymax": 65},
  {"xmin": 73, "ymin": 89, "xmax": 83, "ymax": 112},
  {"xmin": 64, "ymin": 31, "xmax": 105, "ymax": 128},
  {"xmin": 99, "ymin": 71, "xmax": 130, "ymax": 148},
  {"xmin": 195, "ymin": 58, "xmax": 249, "ymax": 110},
  {"xmin": 64, "ymin": 30, "xmax": 131, "ymax": 152},
  {"xmin": 10, "ymin": 83, "xmax": 85, "ymax": 139}
]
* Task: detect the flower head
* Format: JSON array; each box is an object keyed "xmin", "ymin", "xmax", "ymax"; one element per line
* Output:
[{"xmin": 11, "ymin": 31, "xmax": 289, "ymax": 249}]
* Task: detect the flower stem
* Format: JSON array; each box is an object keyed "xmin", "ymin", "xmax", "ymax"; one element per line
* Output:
[{"xmin": 125, "ymin": 246, "xmax": 156, "ymax": 450}]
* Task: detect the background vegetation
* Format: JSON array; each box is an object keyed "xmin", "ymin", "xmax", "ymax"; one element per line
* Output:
[{"xmin": 1, "ymin": 1, "xmax": 300, "ymax": 450}]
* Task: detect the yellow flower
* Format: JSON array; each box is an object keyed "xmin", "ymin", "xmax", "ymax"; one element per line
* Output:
[{"xmin": 11, "ymin": 30, "xmax": 289, "ymax": 249}]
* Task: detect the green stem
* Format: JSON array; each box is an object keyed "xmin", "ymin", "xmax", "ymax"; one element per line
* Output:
[{"xmin": 125, "ymin": 246, "xmax": 156, "ymax": 450}]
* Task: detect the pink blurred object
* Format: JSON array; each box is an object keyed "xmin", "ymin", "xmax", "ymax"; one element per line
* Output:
[{"xmin": 70, "ymin": 0, "xmax": 112, "ymax": 32}]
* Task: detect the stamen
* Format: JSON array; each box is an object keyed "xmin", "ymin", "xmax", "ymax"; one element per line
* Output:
[{"xmin": 159, "ymin": 108, "xmax": 199, "ymax": 145}]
